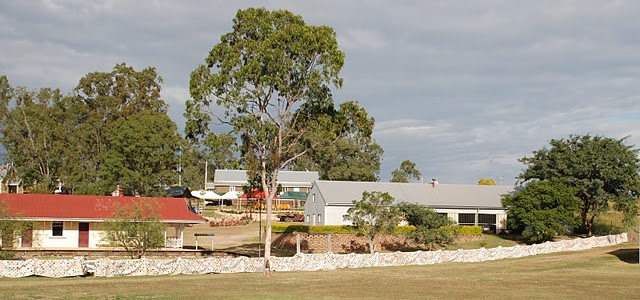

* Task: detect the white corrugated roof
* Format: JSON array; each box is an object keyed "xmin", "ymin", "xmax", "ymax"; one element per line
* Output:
[{"xmin": 213, "ymin": 169, "xmax": 319, "ymax": 187}]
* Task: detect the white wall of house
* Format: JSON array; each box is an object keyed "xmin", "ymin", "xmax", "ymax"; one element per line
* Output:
[
  {"xmin": 24, "ymin": 221, "xmax": 103, "ymax": 248},
  {"xmin": 432, "ymin": 208, "xmax": 507, "ymax": 231},
  {"xmin": 19, "ymin": 221, "xmax": 189, "ymax": 249},
  {"xmin": 306, "ymin": 205, "xmax": 507, "ymax": 230},
  {"xmin": 323, "ymin": 206, "xmax": 350, "ymax": 226}
]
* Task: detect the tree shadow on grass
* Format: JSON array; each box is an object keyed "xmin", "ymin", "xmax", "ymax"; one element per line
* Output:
[
  {"xmin": 607, "ymin": 248, "xmax": 639, "ymax": 264},
  {"xmin": 218, "ymin": 243, "xmax": 296, "ymax": 258},
  {"xmin": 491, "ymin": 233, "xmax": 534, "ymax": 245}
]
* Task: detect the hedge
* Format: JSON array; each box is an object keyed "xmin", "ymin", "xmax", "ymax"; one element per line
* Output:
[
  {"xmin": 271, "ymin": 224, "xmax": 482, "ymax": 235},
  {"xmin": 458, "ymin": 225, "xmax": 482, "ymax": 235}
]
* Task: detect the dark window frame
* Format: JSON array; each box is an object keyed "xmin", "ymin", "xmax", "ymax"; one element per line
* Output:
[{"xmin": 52, "ymin": 221, "xmax": 63, "ymax": 237}]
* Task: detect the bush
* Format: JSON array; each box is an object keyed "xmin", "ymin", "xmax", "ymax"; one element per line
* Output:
[
  {"xmin": 271, "ymin": 224, "xmax": 354, "ymax": 234},
  {"xmin": 271, "ymin": 224, "xmax": 417, "ymax": 235},
  {"xmin": 458, "ymin": 226, "xmax": 482, "ymax": 235},
  {"xmin": 271, "ymin": 224, "xmax": 480, "ymax": 235},
  {"xmin": 409, "ymin": 225, "xmax": 458, "ymax": 250}
]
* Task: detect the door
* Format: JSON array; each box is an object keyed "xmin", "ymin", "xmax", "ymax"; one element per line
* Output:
[
  {"xmin": 21, "ymin": 229, "xmax": 32, "ymax": 248},
  {"xmin": 78, "ymin": 223, "xmax": 89, "ymax": 247}
]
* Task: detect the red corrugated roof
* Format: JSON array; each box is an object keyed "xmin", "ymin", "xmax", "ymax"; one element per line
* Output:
[{"xmin": 0, "ymin": 194, "xmax": 207, "ymax": 224}]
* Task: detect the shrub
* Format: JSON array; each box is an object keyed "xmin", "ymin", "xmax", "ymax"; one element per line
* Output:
[
  {"xmin": 271, "ymin": 224, "xmax": 417, "ymax": 235},
  {"xmin": 458, "ymin": 226, "xmax": 482, "ymax": 235},
  {"xmin": 409, "ymin": 225, "xmax": 459, "ymax": 250}
]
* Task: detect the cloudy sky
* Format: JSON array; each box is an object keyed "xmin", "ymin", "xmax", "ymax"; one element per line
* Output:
[{"xmin": 2, "ymin": 1, "xmax": 640, "ymax": 185}]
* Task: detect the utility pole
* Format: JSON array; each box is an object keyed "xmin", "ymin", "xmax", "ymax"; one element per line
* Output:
[{"xmin": 204, "ymin": 160, "xmax": 208, "ymax": 190}]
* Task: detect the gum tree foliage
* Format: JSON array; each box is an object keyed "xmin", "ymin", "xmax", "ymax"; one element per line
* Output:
[
  {"xmin": 0, "ymin": 64, "xmax": 181, "ymax": 195},
  {"xmin": 501, "ymin": 180, "xmax": 581, "ymax": 243},
  {"xmin": 99, "ymin": 110, "xmax": 180, "ymax": 197},
  {"xmin": 102, "ymin": 200, "xmax": 166, "ymax": 259},
  {"xmin": 177, "ymin": 132, "xmax": 240, "ymax": 190},
  {"xmin": 343, "ymin": 191, "xmax": 402, "ymax": 254},
  {"xmin": 396, "ymin": 202, "xmax": 457, "ymax": 250},
  {"xmin": 0, "ymin": 200, "xmax": 32, "ymax": 260},
  {"xmin": 0, "ymin": 77, "xmax": 71, "ymax": 193},
  {"xmin": 478, "ymin": 178, "xmax": 496, "ymax": 185},
  {"xmin": 390, "ymin": 160, "xmax": 422, "ymax": 183},
  {"xmin": 519, "ymin": 135, "xmax": 640, "ymax": 236},
  {"xmin": 71, "ymin": 63, "xmax": 177, "ymax": 195},
  {"xmin": 289, "ymin": 101, "xmax": 383, "ymax": 181},
  {"xmin": 186, "ymin": 8, "xmax": 367, "ymax": 273}
]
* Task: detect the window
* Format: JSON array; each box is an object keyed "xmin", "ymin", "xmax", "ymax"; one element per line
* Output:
[
  {"xmin": 478, "ymin": 214, "xmax": 496, "ymax": 225},
  {"xmin": 229, "ymin": 186, "xmax": 236, "ymax": 192},
  {"xmin": 458, "ymin": 214, "xmax": 475, "ymax": 226},
  {"xmin": 312, "ymin": 194, "xmax": 315, "ymax": 203},
  {"xmin": 52, "ymin": 222, "xmax": 63, "ymax": 237},
  {"xmin": 478, "ymin": 214, "xmax": 497, "ymax": 233},
  {"xmin": 317, "ymin": 214, "xmax": 322, "ymax": 223},
  {"xmin": 306, "ymin": 214, "xmax": 310, "ymax": 223}
]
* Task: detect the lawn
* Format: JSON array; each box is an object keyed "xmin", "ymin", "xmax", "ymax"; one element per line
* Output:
[{"xmin": 0, "ymin": 243, "xmax": 638, "ymax": 299}]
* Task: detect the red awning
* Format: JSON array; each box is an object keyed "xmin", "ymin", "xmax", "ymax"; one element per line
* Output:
[{"xmin": 238, "ymin": 190, "xmax": 279, "ymax": 199}]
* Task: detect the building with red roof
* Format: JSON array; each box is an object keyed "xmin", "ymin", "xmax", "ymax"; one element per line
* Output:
[{"xmin": 1, "ymin": 194, "xmax": 207, "ymax": 249}]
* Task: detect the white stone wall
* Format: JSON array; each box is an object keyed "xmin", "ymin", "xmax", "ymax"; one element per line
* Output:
[
  {"xmin": 93, "ymin": 233, "xmax": 628, "ymax": 277},
  {"xmin": 1, "ymin": 233, "xmax": 628, "ymax": 278}
]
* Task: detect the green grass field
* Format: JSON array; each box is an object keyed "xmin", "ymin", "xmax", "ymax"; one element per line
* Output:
[
  {"xmin": 0, "ymin": 243, "xmax": 638, "ymax": 299},
  {"xmin": 2, "ymin": 207, "xmax": 636, "ymax": 299}
]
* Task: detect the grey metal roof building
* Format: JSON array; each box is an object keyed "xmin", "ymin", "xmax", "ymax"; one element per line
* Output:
[
  {"xmin": 305, "ymin": 180, "xmax": 515, "ymax": 231},
  {"xmin": 212, "ymin": 169, "xmax": 319, "ymax": 189}
]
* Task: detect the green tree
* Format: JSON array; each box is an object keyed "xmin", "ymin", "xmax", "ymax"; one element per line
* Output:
[
  {"xmin": 187, "ymin": 8, "xmax": 355, "ymax": 273},
  {"xmin": 478, "ymin": 178, "xmax": 496, "ymax": 185},
  {"xmin": 70, "ymin": 63, "xmax": 171, "ymax": 195},
  {"xmin": 0, "ymin": 79, "xmax": 71, "ymax": 193},
  {"xmin": 391, "ymin": 160, "xmax": 422, "ymax": 183},
  {"xmin": 519, "ymin": 135, "xmax": 640, "ymax": 236},
  {"xmin": 102, "ymin": 200, "xmax": 165, "ymax": 259},
  {"xmin": 0, "ymin": 199, "xmax": 32, "ymax": 260},
  {"xmin": 1, "ymin": 65, "xmax": 178, "ymax": 195},
  {"xmin": 343, "ymin": 191, "xmax": 402, "ymax": 254},
  {"xmin": 99, "ymin": 110, "xmax": 181, "ymax": 196},
  {"xmin": 178, "ymin": 145, "xmax": 207, "ymax": 189},
  {"xmin": 502, "ymin": 180, "xmax": 581, "ymax": 243},
  {"xmin": 290, "ymin": 101, "xmax": 383, "ymax": 181},
  {"xmin": 397, "ymin": 202, "xmax": 457, "ymax": 250}
]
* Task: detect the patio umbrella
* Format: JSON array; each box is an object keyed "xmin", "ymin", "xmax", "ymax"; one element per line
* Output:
[{"xmin": 190, "ymin": 190, "xmax": 223, "ymax": 200}]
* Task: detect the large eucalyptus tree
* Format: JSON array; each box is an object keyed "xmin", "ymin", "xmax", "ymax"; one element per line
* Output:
[{"xmin": 186, "ymin": 8, "xmax": 364, "ymax": 273}]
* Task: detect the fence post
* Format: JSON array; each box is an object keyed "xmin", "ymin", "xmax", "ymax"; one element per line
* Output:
[
  {"xmin": 296, "ymin": 232, "xmax": 301, "ymax": 254},
  {"xmin": 327, "ymin": 234, "xmax": 332, "ymax": 253}
]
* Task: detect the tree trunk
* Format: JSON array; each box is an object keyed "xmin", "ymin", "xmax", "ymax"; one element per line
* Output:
[
  {"xmin": 368, "ymin": 236, "xmax": 375, "ymax": 254},
  {"xmin": 264, "ymin": 193, "xmax": 273, "ymax": 275},
  {"xmin": 581, "ymin": 203, "xmax": 590, "ymax": 236}
]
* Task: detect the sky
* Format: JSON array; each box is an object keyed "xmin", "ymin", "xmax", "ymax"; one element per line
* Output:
[{"xmin": 2, "ymin": 1, "xmax": 640, "ymax": 185}]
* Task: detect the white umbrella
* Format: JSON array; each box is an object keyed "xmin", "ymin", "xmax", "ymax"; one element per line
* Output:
[
  {"xmin": 191, "ymin": 190, "xmax": 223, "ymax": 200},
  {"xmin": 220, "ymin": 191, "xmax": 239, "ymax": 199}
]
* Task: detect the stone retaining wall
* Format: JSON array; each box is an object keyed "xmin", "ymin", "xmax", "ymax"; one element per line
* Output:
[
  {"xmin": 272, "ymin": 232, "xmax": 482, "ymax": 253},
  {"xmin": 0, "ymin": 233, "xmax": 628, "ymax": 278}
]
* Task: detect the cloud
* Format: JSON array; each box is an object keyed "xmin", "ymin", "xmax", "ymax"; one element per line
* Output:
[
  {"xmin": 339, "ymin": 28, "xmax": 388, "ymax": 50},
  {"xmin": 3, "ymin": 0, "xmax": 640, "ymax": 184}
]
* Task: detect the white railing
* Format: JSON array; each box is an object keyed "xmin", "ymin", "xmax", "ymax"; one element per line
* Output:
[{"xmin": 164, "ymin": 237, "xmax": 183, "ymax": 248}]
